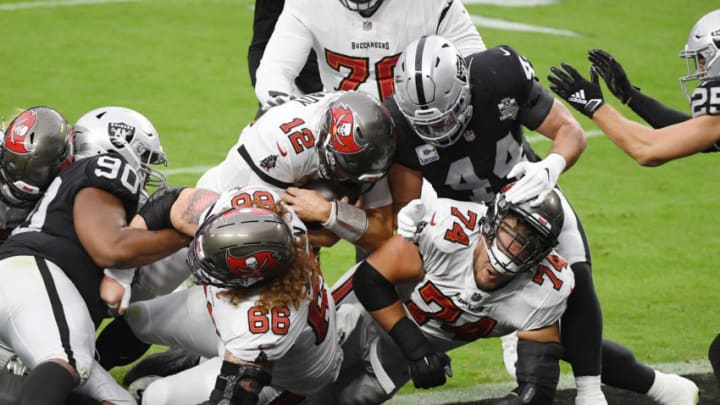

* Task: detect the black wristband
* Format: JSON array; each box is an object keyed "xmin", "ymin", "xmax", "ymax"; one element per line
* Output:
[
  {"xmin": 138, "ymin": 186, "xmax": 186, "ymax": 230},
  {"xmin": 389, "ymin": 317, "xmax": 433, "ymax": 361}
]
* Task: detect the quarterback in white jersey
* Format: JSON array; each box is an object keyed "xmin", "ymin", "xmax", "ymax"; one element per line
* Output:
[
  {"xmin": 196, "ymin": 90, "xmax": 396, "ymax": 251},
  {"xmin": 123, "ymin": 185, "xmax": 342, "ymax": 405},
  {"xmin": 255, "ymin": 0, "xmax": 485, "ymax": 108},
  {"xmin": 316, "ymin": 190, "xmax": 573, "ymax": 404}
]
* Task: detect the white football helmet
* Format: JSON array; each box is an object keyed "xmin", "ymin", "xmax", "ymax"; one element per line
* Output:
[
  {"xmin": 339, "ymin": 0, "xmax": 384, "ymax": 17},
  {"xmin": 679, "ymin": 9, "xmax": 720, "ymax": 100},
  {"xmin": 73, "ymin": 106, "xmax": 167, "ymax": 189},
  {"xmin": 394, "ymin": 35, "xmax": 473, "ymax": 148}
]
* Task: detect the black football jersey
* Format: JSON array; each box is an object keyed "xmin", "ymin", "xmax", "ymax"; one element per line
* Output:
[
  {"xmin": 691, "ymin": 79, "xmax": 720, "ymax": 151},
  {"xmin": 389, "ymin": 45, "xmax": 554, "ymax": 203},
  {"xmin": 0, "ymin": 153, "xmax": 141, "ymax": 325}
]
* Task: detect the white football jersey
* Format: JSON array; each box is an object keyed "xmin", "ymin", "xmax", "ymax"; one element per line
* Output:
[
  {"xmin": 255, "ymin": 0, "xmax": 485, "ymax": 105},
  {"xmin": 205, "ymin": 272, "xmax": 341, "ymax": 395},
  {"xmin": 196, "ymin": 91, "xmax": 391, "ymax": 209},
  {"xmin": 398, "ymin": 198, "xmax": 574, "ymax": 352}
]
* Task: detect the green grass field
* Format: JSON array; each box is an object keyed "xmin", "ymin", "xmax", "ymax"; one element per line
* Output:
[{"xmin": 1, "ymin": 0, "xmax": 717, "ymax": 397}]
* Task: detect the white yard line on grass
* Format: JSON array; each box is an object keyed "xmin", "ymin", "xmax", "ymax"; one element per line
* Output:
[
  {"xmin": 462, "ymin": 0, "xmax": 558, "ymax": 6},
  {"xmin": 0, "ymin": 0, "xmax": 138, "ymax": 11},
  {"xmin": 387, "ymin": 359, "xmax": 712, "ymax": 404}
]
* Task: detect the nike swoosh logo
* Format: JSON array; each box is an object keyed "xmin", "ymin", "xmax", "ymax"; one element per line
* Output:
[
  {"xmin": 429, "ymin": 212, "xmax": 437, "ymax": 226},
  {"xmin": 499, "ymin": 47, "xmax": 511, "ymax": 56},
  {"xmin": 276, "ymin": 142, "xmax": 288, "ymax": 157}
]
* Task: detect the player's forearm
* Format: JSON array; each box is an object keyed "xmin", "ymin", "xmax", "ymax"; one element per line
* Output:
[
  {"xmin": 593, "ymin": 104, "xmax": 664, "ymax": 166},
  {"xmin": 354, "ymin": 206, "xmax": 393, "ymax": 251}
]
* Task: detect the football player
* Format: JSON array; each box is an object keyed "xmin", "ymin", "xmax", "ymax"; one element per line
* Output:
[
  {"xmin": 196, "ymin": 90, "xmax": 396, "ymax": 252},
  {"xmin": 108, "ymin": 91, "xmax": 394, "ymax": 387},
  {"xmin": 387, "ymin": 35, "xmax": 698, "ymax": 404},
  {"xmin": 254, "ymin": 0, "xmax": 485, "ymax": 109},
  {"xmin": 548, "ymin": 8, "xmax": 720, "ymax": 394},
  {"xmin": 312, "ymin": 190, "xmax": 571, "ymax": 404},
  {"xmin": 248, "ymin": 0, "xmax": 321, "ymax": 112},
  {"xmin": 0, "ymin": 106, "xmax": 75, "ymax": 399},
  {"xmin": 0, "ymin": 106, "xmax": 189, "ymax": 404},
  {"xmin": 0, "ymin": 106, "xmax": 74, "ymax": 240},
  {"xmin": 114, "ymin": 185, "xmax": 342, "ymax": 405},
  {"xmin": 548, "ymin": 9, "xmax": 720, "ymax": 165}
]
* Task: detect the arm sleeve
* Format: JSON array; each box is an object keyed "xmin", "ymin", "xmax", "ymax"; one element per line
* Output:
[
  {"xmin": 437, "ymin": 0, "xmax": 486, "ymax": 57},
  {"xmin": 254, "ymin": 4, "xmax": 315, "ymax": 107},
  {"xmin": 627, "ymin": 91, "xmax": 692, "ymax": 128}
]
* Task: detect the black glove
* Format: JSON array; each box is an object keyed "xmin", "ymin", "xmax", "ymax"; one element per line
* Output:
[
  {"xmin": 408, "ymin": 351, "xmax": 453, "ymax": 389},
  {"xmin": 138, "ymin": 186, "xmax": 186, "ymax": 230},
  {"xmin": 389, "ymin": 317, "xmax": 452, "ymax": 389},
  {"xmin": 547, "ymin": 62, "xmax": 605, "ymax": 118},
  {"xmin": 588, "ymin": 49, "xmax": 640, "ymax": 104}
]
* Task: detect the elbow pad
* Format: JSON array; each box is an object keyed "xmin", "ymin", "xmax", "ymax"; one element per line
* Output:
[{"xmin": 352, "ymin": 260, "xmax": 398, "ymax": 312}]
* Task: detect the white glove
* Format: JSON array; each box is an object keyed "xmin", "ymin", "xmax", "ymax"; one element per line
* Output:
[
  {"xmin": 505, "ymin": 153, "xmax": 566, "ymax": 207},
  {"xmin": 5, "ymin": 355, "xmax": 28, "ymax": 376},
  {"xmin": 103, "ymin": 268, "xmax": 135, "ymax": 315},
  {"xmin": 262, "ymin": 90, "xmax": 296, "ymax": 110},
  {"xmin": 397, "ymin": 199, "xmax": 426, "ymax": 241}
]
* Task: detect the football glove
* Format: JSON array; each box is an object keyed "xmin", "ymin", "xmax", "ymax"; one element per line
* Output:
[
  {"xmin": 389, "ymin": 317, "xmax": 452, "ymax": 389},
  {"xmin": 588, "ymin": 49, "xmax": 640, "ymax": 105},
  {"xmin": 505, "ymin": 154, "xmax": 566, "ymax": 207},
  {"xmin": 263, "ymin": 90, "xmax": 295, "ymax": 109},
  {"xmin": 547, "ymin": 62, "xmax": 605, "ymax": 118},
  {"xmin": 396, "ymin": 199, "xmax": 425, "ymax": 241},
  {"xmin": 408, "ymin": 351, "xmax": 453, "ymax": 389}
]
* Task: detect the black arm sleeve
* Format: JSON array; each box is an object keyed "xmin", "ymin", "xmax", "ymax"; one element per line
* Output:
[
  {"xmin": 513, "ymin": 339, "xmax": 563, "ymax": 405},
  {"xmin": 627, "ymin": 91, "xmax": 691, "ymax": 128}
]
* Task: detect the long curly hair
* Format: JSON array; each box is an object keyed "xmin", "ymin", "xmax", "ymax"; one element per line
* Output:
[{"xmin": 215, "ymin": 200, "xmax": 321, "ymax": 311}]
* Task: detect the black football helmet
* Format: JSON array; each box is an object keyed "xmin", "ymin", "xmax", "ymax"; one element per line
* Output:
[
  {"xmin": 0, "ymin": 106, "xmax": 74, "ymax": 207},
  {"xmin": 480, "ymin": 189, "xmax": 564, "ymax": 274},
  {"xmin": 317, "ymin": 91, "xmax": 396, "ymax": 186},
  {"xmin": 188, "ymin": 207, "xmax": 295, "ymax": 288}
]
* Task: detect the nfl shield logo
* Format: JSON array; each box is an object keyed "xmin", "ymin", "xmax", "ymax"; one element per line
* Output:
[{"xmin": 363, "ymin": 21, "xmax": 372, "ymax": 31}]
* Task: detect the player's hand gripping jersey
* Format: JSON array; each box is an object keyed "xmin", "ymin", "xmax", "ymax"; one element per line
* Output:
[
  {"xmin": 398, "ymin": 198, "xmax": 574, "ymax": 352},
  {"xmin": 255, "ymin": 0, "xmax": 484, "ymax": 105}
]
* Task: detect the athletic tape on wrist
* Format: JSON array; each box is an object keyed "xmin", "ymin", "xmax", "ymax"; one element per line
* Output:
[{"xmin": 321, "ymin": 200, "xmax": 368, "ymax": 242}]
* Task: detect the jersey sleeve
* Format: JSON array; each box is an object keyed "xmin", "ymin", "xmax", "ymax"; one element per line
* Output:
[
  {"xmin": 254, "ymin": 0, "xmax": 316, "ymax": 107},
  {"xmin": 82, "ymin": 155, "xmax": 140, "ymax": 220},
  {"xmin": 516, "ymin": 257, "xmax": 574, "ymax": 331},
  {"xmin": 437, "ymin": 0, "xmax": 486, "ymax": 56}
]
